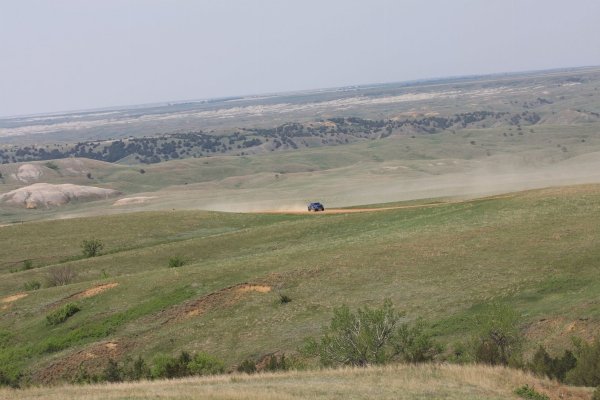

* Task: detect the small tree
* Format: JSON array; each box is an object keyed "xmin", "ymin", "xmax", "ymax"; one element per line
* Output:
[
  {"xmin": 46, "ymin": 266, "xmax": 77, "ymax": 286},
  {"xmin": 81, "ymin": 239, "xmax": 104, "ymax": 258},
  {"xmin": 473, "ymin": 303, "xmax": 522, "ymax": 366}
]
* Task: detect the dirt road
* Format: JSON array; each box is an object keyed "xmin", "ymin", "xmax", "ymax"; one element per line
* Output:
[{"xmin": 256, "ymin": 194, "xmax": 514, "ymax": 215}]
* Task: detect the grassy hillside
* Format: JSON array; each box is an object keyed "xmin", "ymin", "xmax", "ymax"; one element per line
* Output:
[
  {"xmin": 2, "ymin": 184, "xmax": 600, "ymax": 384},
  {"xmin": 3, "ymin": 118, "xmax": 600, "ymax": 224},
  {"xmin": 0, "ymin": 364, "xmax": 592, "ymax": 400}
]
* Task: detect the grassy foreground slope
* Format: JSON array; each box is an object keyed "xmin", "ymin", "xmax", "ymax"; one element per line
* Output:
[
  {"xmin": 1, "ymin": 184, "xmax": 600, "ymax": 383},
  {"xmin": 0, "ymin": 364, "xmax": 591, "ymax": 400}
]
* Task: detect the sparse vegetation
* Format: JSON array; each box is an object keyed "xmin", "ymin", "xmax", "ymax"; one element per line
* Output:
[
  {"xmin": 514, "ymin": 384, "xmax": 550, "ymax": 400},
  {"xmin": 46, "ymin": 303, "xmax": 80, "ymax": 325},
  {"xmin": 23, "ymin": 280, "xmax": 41, "ymax": 291}
]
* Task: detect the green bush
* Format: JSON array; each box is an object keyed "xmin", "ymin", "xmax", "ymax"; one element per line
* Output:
[
  {"xmin": 527, "ymin": 345, "xmax": 576, "ymax": 382},
  {"xmin": 592, "ymin": 386, "xmax": 600, "ymax": 400},
  {"xmin": 23, "ymin": 280, "xmax": 41, "ymax": 291},
  {"xmin": 514, "ymin": 384, "xmax": 549, "ymax": 400},
  {"xmin": 81, "ymin": 239, "xmax": 104, "ymax": 258},
  {"xmin": 566, "ymin": 337, "xmax": 600, "ymax": 386},
  {"xmin": 188, "ymin": 353, "xmax": 225, "ymax": 375},
  {"xmin": 123, "ymin": 356, "xmax": 151, "ymax": 381},
  {"xmin": 103, "ymin": 359, "xmax": 123, "ymax": 382},
  {"xmin": 394, "ymin": 318, "xmax": 442, "ymax": 363},
  {"xmin": 0, "ymin": 367, "xmax": 23, "ymax": 388},
  {"xmin": 152, "ymin": 352, "xmax": 188, "ymax": 379},
  {"xmin": 46, "ymin": 303, "xmax": 80, "ymax": 326},
  {"xmin": 304, "ymin": 299, "xmax": 440, "ymax": 367},
  {"xmin": 44, "ymin": 161, "xmax": 59, "ymax": 171},
  {"xmin": 22, "ymin": 260, "xmax": 33, "ymax": 270},
  {"xmin": 236, "ymin": 359, "xmax": 257, "ymax": 374},
  {"xmin": 168, "ymin": 256, "xmax": 185, "ymax": 268},
  {"xmin": 264, "ymin": 354, "xmax": 289, "ymax": 372},
  {"xmin": 151, "ymin": 351, "xmax": 223, "ymax": 379},
  {"xmin": 279, "ymin": 294, "xmax": 292, "ymax": 304}
]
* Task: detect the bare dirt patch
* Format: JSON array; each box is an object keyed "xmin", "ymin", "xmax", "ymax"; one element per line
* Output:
[
  {"xmin": 35, "ymin": 341, "xmax": 133, "ymax": 384},
  {"xmin": 159, "ymin": 282, "xmax": 273, "ymax": 323},
  {"xmin": 69, "ymin": 282, "xmax": 119, "ymax": 300},
  {"xmin": 525, "ymin": 317, "xmax": 599, "ymax": 350},
  {"xmin": 113, "ymin": 196, "xmax": 157, "ymax": 206},
  {"xmin": 45, "ymin": 283, "xmax": 119, "ymax": 310},
  {"xmin": 1, "ymin": 292, "xmax": 28, "ymax": 303}
]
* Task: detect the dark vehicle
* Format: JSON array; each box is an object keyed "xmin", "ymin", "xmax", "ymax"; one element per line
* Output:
[{"xmin": 308, "ymin": 202, "xmax": 325, "ymax": 212}]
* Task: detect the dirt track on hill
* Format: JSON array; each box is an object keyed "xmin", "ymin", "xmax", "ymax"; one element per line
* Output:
[{"xmin": 257, "ymin": 194, "xmax": 514, "ymax": 215}]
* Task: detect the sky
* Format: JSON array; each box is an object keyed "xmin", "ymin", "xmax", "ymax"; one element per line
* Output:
[{"xmin": 1, "ymin": 0, "xmax": 599, "ymax": 117}]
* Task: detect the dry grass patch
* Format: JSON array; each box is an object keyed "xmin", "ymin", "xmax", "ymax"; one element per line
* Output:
[{"xmin": 2, "ymin": 363, "xmax": 592, "ymax": 400}]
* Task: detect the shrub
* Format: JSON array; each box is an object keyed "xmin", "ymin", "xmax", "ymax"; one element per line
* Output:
[
  {"xmin": 264, "ymin": 354, "xmax": 289, "ymax": 372},
  {"xmin": 528, "ymin": 345, "xmax": 576, "ymax": 382},
  {"xmin": 566, "ymin": 337, "xmax": 600, "ymax": 386},
  {"xmin": 152, "ymin": 352, "xmax": 190, "ymax": 379},
  {"xmin": 188, "ymin": 352, "xmax": 225, "ymax": 375},
  {"xmin": 46, "ymin": 266, "xmax": 77, "ymax": 286},
  {"xmin": 73, "ymin": 365, "xmax": 101, "ymax": 384},
  {"xmin": 593, "ymin": 386, "xmax": 600, "ymax": 400},
  {"xmin": 23, "ymin": 280, "xmax": 41, "ymax": 291},
  {"xmin": 0, "ymin": 367, "xmax": 23, "ymax": 389},
  {"xmin": 103, "ymin": 359, "xmax": 123, "ymax": 382},
  {"xmin": 81, "ymin": 239, "xmax": 104, "ymax": 258},
  {"xmin": 168, "ymin": 256, "xmax": 185, "ymax": 268},
  {"xmin": 45, "ymin": 161, "xmax": 59, "ymax": 171},
  {"xmin": 22, "ymin": 260, "xmax": 33, "ymax": 270},
  {"xmin": 279, "ymin": 294, "xmax": 292, "ymax": 304},
  {"xmin": 236, "ymin": 359, "xmax": 257, "ymax": 374},
  {"xmin": 304, "ymin": 299, "xmax": 440, "ymax": 367},
  {"xmin": 123, "ymin": 356, "xmax": 151, "ymax": 381},
  {"xmin": 514, "ymin": 384, "xmax": 549, "ymax": 400},
  {"xmin": 473, "ymin": 304, "xmax": 522, "ymax": 366},
  {"xmin": 46, "ymin": 303, "xmax": 80, "ymax": 325},
  {"xmin": 394, "ymin": 318, "xmax": 442, "ymax": 363}
]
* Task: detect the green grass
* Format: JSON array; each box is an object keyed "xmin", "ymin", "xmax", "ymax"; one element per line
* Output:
[{"xmin": 2, "ymin": 184, "xmax": 600, "ymax": 383}]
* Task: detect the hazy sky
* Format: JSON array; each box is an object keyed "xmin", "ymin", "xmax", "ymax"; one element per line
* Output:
[{"xmin": 1, "ymin": 0, "xmax": 599, "ymax": 117}]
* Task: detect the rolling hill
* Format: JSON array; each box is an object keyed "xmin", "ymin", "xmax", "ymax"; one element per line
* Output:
[{"xmin": 1, "ymin": 184, "xmax": 600, "ymax": 388}]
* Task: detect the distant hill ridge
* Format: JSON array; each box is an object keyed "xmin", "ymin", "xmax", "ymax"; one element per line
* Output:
[{"xmin": 0, "ymin": 111, "xmax": 541, "ymax": 164}]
